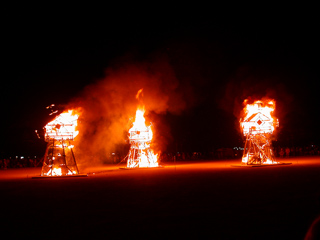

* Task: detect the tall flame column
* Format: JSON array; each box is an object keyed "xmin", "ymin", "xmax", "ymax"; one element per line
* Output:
[{"xmin": 126, "ymin": 109, "xmax": 159, "ymax": 168}]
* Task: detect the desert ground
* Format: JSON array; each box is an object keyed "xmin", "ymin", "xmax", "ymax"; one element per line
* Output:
[{"xmin": 1, "ymin": 157, "xmax": 319, "ymax": 239}]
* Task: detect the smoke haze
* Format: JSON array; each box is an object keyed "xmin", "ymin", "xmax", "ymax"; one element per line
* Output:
[{"xmin": 68, "ymin": 55, "xmax": 194, "ymax": 168}]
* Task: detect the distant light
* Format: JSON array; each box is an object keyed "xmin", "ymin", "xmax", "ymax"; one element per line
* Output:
[
  {"xmin": 20, "ymin": 156, "xmax": 24, "ymax": 159},
  {"xmin": 233, "ymin": 147, "xmax": 244, "ymax": 150}
]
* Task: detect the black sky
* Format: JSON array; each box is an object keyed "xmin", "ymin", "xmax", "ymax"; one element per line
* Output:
[{"xmin": 2, "ymin": 9, "xmax": 319, "ymax": 157}]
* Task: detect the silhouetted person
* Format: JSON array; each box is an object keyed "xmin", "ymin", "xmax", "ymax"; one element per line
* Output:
[
  {"xmin": 279, "ymin": 148, "xmax": 284, "ymax": 158},
  {"xmin": 285, "ymin": 147, "xmax": 290, "ymax": 157}
]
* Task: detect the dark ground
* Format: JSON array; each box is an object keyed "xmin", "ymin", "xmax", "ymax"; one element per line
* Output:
[{"xmin": 1, "ymin": 157, "xmax": 320, "ymax": 239}]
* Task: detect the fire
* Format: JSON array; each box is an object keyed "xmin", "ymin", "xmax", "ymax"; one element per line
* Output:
[
  {"xmin": 241, "ymin": 100, "xmax": 278, "ymax": 135},
  {"xmin": 129, "ymin": 108, "xmax": 153, "ymax": 142},
  {"xmin": 240, "ymin": 99, "xmax": 279, "ymax": 165},
  {"xmin": 46, "ymin": 167, "xmax": 77, "ymax": 176},
  {"xmin": 41, "ymin": 109, "xmax": 81, "ymax": 176},
  {"xmin": 44, "ymin": 110, "xmax": 79, "ymax": 140},
  {"xmin": 126, "ymin": 91, "xmax": 159, "ymax": 168}
]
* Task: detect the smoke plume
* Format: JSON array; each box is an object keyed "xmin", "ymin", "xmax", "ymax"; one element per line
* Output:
[{"xmin": 68, "ymin": 56, "xmax": 193, "ymax": 168}]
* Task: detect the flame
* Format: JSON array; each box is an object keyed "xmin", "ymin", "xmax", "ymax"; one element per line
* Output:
[
  {"xmin": 127, "ymin": 106, "xmax": 159, "ymax": 168},
  {"xmin": 136, "ymin": 88, "xmax": 143, "ymax": 100},
  {"xmin": 241, "ymin": 100, "xmax": 278, "ymax": 135},
  {"xmin": 46, "ymin": 167, "xmax": 77, "ymax": 176},
  {"xmin": 129, "ymin": 108, "xmax": 153, "ymax": 141},
  {"xmin": 240, "ymin": 99, "xmax": 279, "ymax": 165},
  {"xmin": 51, "ymin": 167, "xmax": 62, "ymax": 176},
  {"xmin": 41, "ymin": 109, "xmax": 80, "ymax": 176},
  {"xmin": 44, "ymin": 109, "xmax": 79, "ymax": 140}
]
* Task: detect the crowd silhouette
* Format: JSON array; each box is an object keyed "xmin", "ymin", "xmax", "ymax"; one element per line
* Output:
[
  {"xmin": 0, "ymin": 157, "xmax": 42, "ymax": 169},
  {"xmin": 1, "ymin": 144, "xmax": 319, "ymax": 169}
]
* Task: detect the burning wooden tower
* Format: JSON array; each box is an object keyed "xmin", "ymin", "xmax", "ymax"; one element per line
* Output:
[
  {"xmin": 41, "ymin": 110, "xmax": 80, "ymax": 176},
  {"xmin": 124, "ymin": 89, "xmax": 159, "ymax": 168},
  {"xmin": 126, "ymin": 107, "xmax": 159, "ymax": 168},
  {"xmin": 240, "ymin": 100, "xmax": 279, "ymax": 165}
]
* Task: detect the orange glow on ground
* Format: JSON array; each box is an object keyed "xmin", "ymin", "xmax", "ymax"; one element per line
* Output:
[{"xmin": 1, "ymin": 157, "xmax": 319, "ymax": 239}]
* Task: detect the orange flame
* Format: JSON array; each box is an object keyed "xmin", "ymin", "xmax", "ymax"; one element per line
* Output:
[
  {"xmin": 44, "ymin": 109, "xmax": 80, "ymax": 140},
  {"xmin": 135, "ymin": 88, "xmax": 143, "ymax": 100},
  {"xmin": 240, "ymin": 99, "xmax": 279, "ymax": 165},
  {"xmin": 127, "ymin": 93, "xmax": 159, "ymax": 168},
  {"xmin": 41, "ymin": 109, "xmax": 80, "ymax": 176},
  {"xmin": 129, "ymin": 107, "xmax": 153, "ymax": 141},
  {"xmin": 240, "ymin": 100, "xmax": 279, "ymax": 135},
  {"xmin": 46, "ymin": 167, "xmax": 77, "ymax": 176}
]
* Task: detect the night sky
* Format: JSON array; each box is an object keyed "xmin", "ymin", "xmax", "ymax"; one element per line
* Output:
[{"xmin": 2, "ymin": 9, "xmax": 319, "ymax": 157}]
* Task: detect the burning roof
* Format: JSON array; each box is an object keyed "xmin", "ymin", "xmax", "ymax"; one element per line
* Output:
[
  {"xmin": 240, "ymin": 100, "xmax": 279, "ymax": 135},
  {"xmin": 240, "ymin": 99, "xmax": 279, "ymax": 165},
  {"xmin": 44, "ymin": 109, "xmax": 79, "ymax": 141}
]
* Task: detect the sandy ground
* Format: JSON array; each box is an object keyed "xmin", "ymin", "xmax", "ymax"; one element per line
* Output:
[{"xmin": 1, "ymin": 157, "xmax": 320, "ymax": 239}]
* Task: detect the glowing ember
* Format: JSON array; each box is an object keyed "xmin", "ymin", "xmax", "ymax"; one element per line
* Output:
[
  {"xmin": 46, "ymin": 167, "xmax": 77, "ymax": 176},
  {"xmin": 41, "ymin": 109, "xmax": 80, "ymax": 176},
  {"xmin": 240, "ymin": 99, "xmax": 279, "ymax": 165},
  {"xmin": 126, "ymin": 91, "xmax": 159, "ymax": 168}
]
